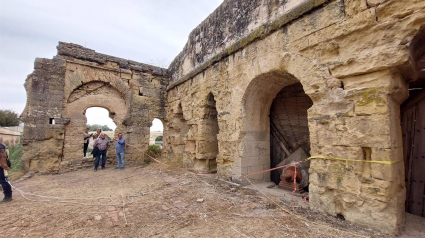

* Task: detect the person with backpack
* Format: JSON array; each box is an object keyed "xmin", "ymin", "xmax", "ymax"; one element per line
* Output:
[{"xmin": 0, "ymin": 142, "xmax": 12, "ymax": 203}]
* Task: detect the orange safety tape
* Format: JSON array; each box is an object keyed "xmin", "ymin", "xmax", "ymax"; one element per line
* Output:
[
  {"xmin": 242, "ymin": 161, "xmax": 303, "ymax": 178},
  {"xmin": 129, "ymin": 142, "xmax": 309, "ymax": 205}
]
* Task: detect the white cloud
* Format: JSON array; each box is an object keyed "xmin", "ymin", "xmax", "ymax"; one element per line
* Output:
[{"xmin": 0, "ymin": 0, "xmax": 223, "ymax": 115}]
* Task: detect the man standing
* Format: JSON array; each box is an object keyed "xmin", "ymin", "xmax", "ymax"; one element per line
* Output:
[
  {"xmin": 114, "ymin": 133, "xmax": 126, "ymax": 169},
  {"xmin": 0, "ymin": 142, "xmax": 12, "ymax": 203},
  {"xmin": 83, "ymin": 127, "xmax": 93, "ymax": 158},
  {"xmin": 93, "ymin": 133, "xmax": 110, "ymax": 171}
]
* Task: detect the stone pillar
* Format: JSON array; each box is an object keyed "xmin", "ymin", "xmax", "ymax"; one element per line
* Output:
[
  {"xmin": 21, "ymin": 58, "xmax": 67, "ymax": 174},
  {"xmin": 308, "ymin": 70, "xmax": 408, "ymax": 234}
]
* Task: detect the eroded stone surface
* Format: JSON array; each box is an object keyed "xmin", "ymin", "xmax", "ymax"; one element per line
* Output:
[
  {"xmin": 21, "ymin": 0, "xmax": 425, "ymax": 234},
  {"xmin": 163, "ymin": 0, "xmax": 425, "ymax": 234},
  {"xmin": 21, "ymin": 42, "xmax": 169, "ymax": 173}
]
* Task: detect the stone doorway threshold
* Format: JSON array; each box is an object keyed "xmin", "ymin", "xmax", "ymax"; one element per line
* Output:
[
  {"xmin": 243, "ymin": 181, "xmax": 309, "ymax": 209},
  {"xmin": 399, "ymin": 213, "xmax": 425, "ymax": 238}
]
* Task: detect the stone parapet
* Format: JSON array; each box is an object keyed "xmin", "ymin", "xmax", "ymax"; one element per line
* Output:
[
  {"xmin": 168, "ymin": 0, "xmax": 329, "ymax": 85},
  {"xmin": 57, "ymin": 42, "xmax": 168, "ymax": 76}
]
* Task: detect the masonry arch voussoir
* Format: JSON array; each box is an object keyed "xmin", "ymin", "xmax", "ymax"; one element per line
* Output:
[{"xmin": 64, "ymin": 63, "xmax": 131, "ymax": 105}]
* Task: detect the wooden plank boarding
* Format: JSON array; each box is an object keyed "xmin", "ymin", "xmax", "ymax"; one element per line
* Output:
[{"xmin": 402, "ymin": 89, "xmax": 425, "ymax": 217}]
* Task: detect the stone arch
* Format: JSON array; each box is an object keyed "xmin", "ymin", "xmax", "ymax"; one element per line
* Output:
[
  {"xmin": 61, "ymin": 82, "xmax": 128, "ymax": 167},
  {"xmin": 63, "ymin": 62, "xmax": 131, "ymax": 107},
  {"xmin": 21, "ymin": 42, "xmax": 168, "ymax": 174},
  {"xmin": 237, "ymin": 70, "xmax": 313, "ymax": 181},
  {"xmin": 148, "ymin": 119, "xmax": 164, "ymax": 148}
]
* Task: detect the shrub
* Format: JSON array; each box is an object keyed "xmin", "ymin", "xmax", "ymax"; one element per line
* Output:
[
  {"xmin": 7, "ymin": 142, "xmax": 22, "ymax": 172},
  {"xmin": 145, "ymin": 144, "xmax": 161, "ymax": 164}
]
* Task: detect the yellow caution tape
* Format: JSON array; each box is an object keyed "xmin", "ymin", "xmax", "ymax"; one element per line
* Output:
[{"xmin": 306, "ymin": 156, "xmax": 402, "ymax": 168}]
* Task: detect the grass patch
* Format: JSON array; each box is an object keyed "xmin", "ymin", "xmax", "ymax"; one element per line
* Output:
[{"xmin": 7, "ymin": 142, "xmax": 22, "ymax": 173}]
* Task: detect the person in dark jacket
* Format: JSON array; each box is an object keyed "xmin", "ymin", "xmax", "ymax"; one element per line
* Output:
[{"xmin": 0, "ymin": 142, "xmax": 12, "ymax": 203}]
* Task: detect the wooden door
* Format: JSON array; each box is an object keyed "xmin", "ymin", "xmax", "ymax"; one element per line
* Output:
[
  {"xmin": 402, "ymin": 89, "xmax": 425, "ymax": 217},
  {"xmin": 270, "ymin": 83, "xmax": 312, "ymax": 184}
]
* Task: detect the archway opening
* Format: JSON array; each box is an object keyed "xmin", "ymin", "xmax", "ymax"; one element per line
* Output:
[
  {"xmin": 61, "ymin": 81, "xmax": 128, "ymax": 171},
  {"xmin": 85, "ymin": 107, "xmax": 117, "ymax": 156},
  {"xmin": 402, "ymin": 25, "xmax": 425, "ymax": 217},
  {"xmin": 240, "ymin": 72, "xmax": 312, "ymax": 193},
  {"xmin": 150, "ymin": 118, "xmax": 164, "ymax": 149},
  {"xmin": 269, "ymin": 83, "xmax": 313, "ymax": 192}
]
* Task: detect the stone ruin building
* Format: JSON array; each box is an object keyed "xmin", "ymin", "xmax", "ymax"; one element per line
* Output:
[{"xmin": 20, "ymin": 0, "xmax": 425, "ymax": 234}]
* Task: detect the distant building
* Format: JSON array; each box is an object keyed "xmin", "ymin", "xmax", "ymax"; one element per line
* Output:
[
  {"xmin": 149, "ymin": 131, "xmax": 163, "ymax": 148},
  {"xmin": 0, "ymin": 124, "xmax": 23, "ymax": 145}
]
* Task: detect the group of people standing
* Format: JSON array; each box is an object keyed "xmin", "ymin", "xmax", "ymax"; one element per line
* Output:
[{"xmin": 84, "ymin": 128, "xmax": 126, "ymax": 171}]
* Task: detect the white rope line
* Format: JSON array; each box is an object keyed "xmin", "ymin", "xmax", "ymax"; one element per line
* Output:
[
  {"xmin": 11, "ymin": 184, "xmax": 121, "ymax": 206},
  {"xmin": 8, "ymin": 182, "xmax": 140, "ymax": 206}
]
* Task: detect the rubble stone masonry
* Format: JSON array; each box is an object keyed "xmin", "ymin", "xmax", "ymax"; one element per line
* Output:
[{"xmin": 21, "ymin": 42, "xmax": 168, "ymax": 173}]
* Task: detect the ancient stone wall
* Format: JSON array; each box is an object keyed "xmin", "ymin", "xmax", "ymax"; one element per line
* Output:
[
  {"xmin": 20, "ymin": 0, "xmax": 425, "ymax": 234},
  {"xmin": 165, "ymin": 0, "xmax": 425, "ymax": 234},
  {"xmin": 21, "ymin": 42, "xmax": 169, "ymax": 173}
]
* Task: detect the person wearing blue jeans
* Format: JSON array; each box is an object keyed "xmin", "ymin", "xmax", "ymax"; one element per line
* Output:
[
  {"xmin": 114, "ymin": 133, "xmax": 126, "ymax": 169},
  {"xmin": 93, "ymin": 133, "xmax": 110, "ymax": 171}
]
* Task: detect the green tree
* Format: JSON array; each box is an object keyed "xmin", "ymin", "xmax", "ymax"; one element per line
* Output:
[
  {"xmin": 155, "ymin": 136, "xmax": 163, "ymax": 142},
  {"xmin": 86, "ymin": 124, "xmax": 113, "ymax": 131},
  {"xmin": 101, "ymin": 125, "xmax": 112, "ymax": 131},
  {"xmin": 0, "ymin": 110, "xmax": 20, "ymax": 127}
]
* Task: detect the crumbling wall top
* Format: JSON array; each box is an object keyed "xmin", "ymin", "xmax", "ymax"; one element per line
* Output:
[
  {"xmin": 57, "ymin": 42, "xmax": 169, "ymax": 76},
  {"xmin": 168, "ymin": 0, "xmax": 329, "ymax": 86}
]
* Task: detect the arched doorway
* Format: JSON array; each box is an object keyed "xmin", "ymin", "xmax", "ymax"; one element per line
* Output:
[
  {"xmin": 270, "ymin": 83, "xmax": 313, "ymax": 186},
  {"xmin": 85, "ymin": 107, "xmax": 117, "ymax": 157},
  {"xmin": 149, "ymin": 118, "xmax": 164, "ymax": 148},
  {"xmin": 402, "ymin": 26, "xmax": 425, "ymax": 217},
  {"xmin": 61, "ymin": 81, "xmax": 128, "ymax": 170},
  {"xmin": 239, "ymin": 72, "xmax": 312, "ymax": 185}
]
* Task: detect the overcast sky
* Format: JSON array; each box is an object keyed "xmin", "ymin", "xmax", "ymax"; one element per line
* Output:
[{"xmin": 0, "ymin": 0, "xmax": 222, "ymax": 131}]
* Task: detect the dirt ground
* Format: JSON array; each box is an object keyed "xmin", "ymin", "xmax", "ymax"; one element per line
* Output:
[{"xmin": 0, "ymin": 162, "xmax": 418, "ymax": 238}]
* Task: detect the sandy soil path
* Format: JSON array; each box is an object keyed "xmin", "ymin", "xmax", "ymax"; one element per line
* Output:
[{"xmin": 0, "ymin": 163, "xmax": 401, "ymax": 238}]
